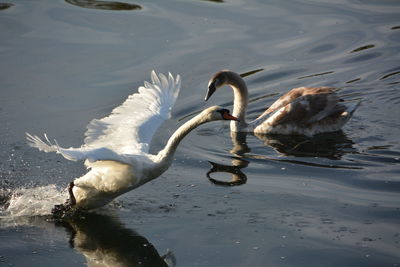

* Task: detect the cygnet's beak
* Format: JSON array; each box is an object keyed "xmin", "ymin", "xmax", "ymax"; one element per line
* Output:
[
  {"xmin": 205, "ymin": 82, "xmax": 216, "ymax": 101},
  {"xmin": 223, "ymin": 113, "xmax": 239, "ymax": 121}
]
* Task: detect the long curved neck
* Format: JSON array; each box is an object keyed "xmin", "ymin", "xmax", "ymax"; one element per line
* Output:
[
  {"xmin": 155, "ymin": 113, "xmax": 206, "ymax": 166},
  {"xmin": 225, "ymin": 72, "xmax": 248, "ymax": 131}
]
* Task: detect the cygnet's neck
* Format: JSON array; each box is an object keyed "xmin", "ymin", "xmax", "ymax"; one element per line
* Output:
[{"xmin": 224, "ymin": 71, "xmax": 249, "ymax": 131}]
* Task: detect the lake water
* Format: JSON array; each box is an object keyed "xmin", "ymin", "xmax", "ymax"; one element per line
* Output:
[{"xmin": 1, "ymin": 0, "xmax": 400, "ymax": 266}]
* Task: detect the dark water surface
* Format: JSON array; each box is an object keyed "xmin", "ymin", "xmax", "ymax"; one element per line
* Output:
[{"xmin": 1, "ymin": 0, "xmax": 400, "ymax": 266}]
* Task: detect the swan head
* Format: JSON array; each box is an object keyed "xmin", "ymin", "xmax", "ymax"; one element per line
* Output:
[
  {"xmin": 205, "ymin": 70, "xmax": 231, "ymax": 101},
  {"xmin": 200, "ymin": 106, "xmax": 239, "ymax": 122}
]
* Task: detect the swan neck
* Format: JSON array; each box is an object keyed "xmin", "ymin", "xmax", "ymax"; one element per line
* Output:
[
  {"xmin": 226, "ymin": 72, "xmax": 248, "ymax": 131},
  {"xmin": 156, "ymin": 114, "xmax": 205, "ymax": 164}
]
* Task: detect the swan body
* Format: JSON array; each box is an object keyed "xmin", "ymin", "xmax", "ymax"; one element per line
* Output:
[
  {"xmin": 26, "ymin": 71, "xmax": 237, "ymax": 210},
  {"xmin": 206, "ymin": 70, "xmax": 360, "ymax": 136}
]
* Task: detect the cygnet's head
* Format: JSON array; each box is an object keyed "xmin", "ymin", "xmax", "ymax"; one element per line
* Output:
[
  {"xmin": 199, "ymin": 106, "xmax": 239, "ymax": 122},
  {"xmin": 205, "ymin": 70, "xmax": 242, "ymax": 101},
  {"xmin": 205, "ymin": 70, "xmax": 230, "ymax": 101}
]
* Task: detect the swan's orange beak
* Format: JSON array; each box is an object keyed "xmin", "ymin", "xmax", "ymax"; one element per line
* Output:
[{"xmin": 223, "ymin": 113, "xmax": 239, "ymax": 121}]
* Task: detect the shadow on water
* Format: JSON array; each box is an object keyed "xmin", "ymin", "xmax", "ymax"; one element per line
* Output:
[
  {"xmin": 58, "ymin": 212, "xmax": 174, "ymax": 267},
  {"xmin": 65, "ymin": 0, "xmax": 142, "ymax": 10}
]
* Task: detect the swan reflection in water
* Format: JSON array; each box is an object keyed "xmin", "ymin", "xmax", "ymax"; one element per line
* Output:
[
  {"xmin": 253, "ymin": 131, "xmax": 355, "ymax": 160},
  {"xmin": 206, "ymin": 159, "xmax": 248, "ymax": 186},
  {"xmin": 206, "ymin": 132, "xmax": 249, "ymax": 186},
  {"xmin": 206, "ymin": 131, "xmax": 356, "ymax": 186},
  {"xmin": 58, "ymin": 212, "xmax": 174, "ymax": 267}
]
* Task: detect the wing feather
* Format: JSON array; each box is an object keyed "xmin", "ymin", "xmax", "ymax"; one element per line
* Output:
[
  {"xmin": 263, "ymin": 91, "xmax": 344, "ymax": 127},
  {"xmin": 255, "ymin": 87, "xmax": 336, "ymax": 120},
  {"xmin": 26, "ymin": 71, "xmax": 181, "ymax": 162},
  {"xmin": 84, "ymin": 71, "xmax": 181, "ymax": 154}
]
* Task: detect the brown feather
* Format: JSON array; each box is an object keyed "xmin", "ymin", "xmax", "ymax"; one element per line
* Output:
[
  {"xmin": 259, "ymin": 87, "xmax": 335, "ymax": 117},
  {"xmin": 261, "ymin": 87, "xmax": 345, "ymax": 127}
]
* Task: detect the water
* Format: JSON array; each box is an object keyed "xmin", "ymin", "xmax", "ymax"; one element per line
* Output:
[{"xmin": 1, "ymin": 0, "xmax": 399, "ymax": 266}]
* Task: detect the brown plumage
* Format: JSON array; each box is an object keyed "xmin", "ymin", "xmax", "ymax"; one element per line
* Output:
[{"xmin": 205, "ymin": 70, "xmax": 360, "ymax": 136}]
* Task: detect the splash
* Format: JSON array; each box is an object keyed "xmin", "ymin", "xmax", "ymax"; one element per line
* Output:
[{"xmin": 0, "ymin": 185, "xmax": 67, "ymax": 219}]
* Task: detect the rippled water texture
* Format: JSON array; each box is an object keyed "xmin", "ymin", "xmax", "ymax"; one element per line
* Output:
[{"xmin": 1, "ymin": 0, "xmax": 399, "ymax": 266}]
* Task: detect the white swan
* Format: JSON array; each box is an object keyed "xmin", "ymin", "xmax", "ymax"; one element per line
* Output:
[
  {"xmin": 205, "ymin": 70, "xmax": 360, "ymax": 136},
  {"xmin": 26, "ymin": 71, "xmax": 238, "ymax": 211}
]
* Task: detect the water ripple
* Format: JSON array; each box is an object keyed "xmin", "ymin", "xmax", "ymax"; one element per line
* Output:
[
  {"xmin": 350, "ymin": 44, "xmax": 375, "ymax": 53},
  {"xmin": 379, "ymin": 71, "xmax": 400, "ymax": 80},
  {"xmin": 65, "ymin": 0, "xmax": 142, "ymax": 11},
  {"xmin": 0, "ymin": 3, "xmax": 13, "ymax": 10}
]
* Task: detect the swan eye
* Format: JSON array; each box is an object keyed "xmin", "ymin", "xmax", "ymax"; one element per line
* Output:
[
  {"xmin": 217, "ymin": 109, "xmax": 239, "ymax": 121},
  {"xmin": 216, "ymin": 108, "xmax": 228, "ymax": 115}
]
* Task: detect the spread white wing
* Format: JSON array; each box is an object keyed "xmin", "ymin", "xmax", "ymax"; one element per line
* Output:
[
  {"xmin": 84, "ymin": 71, "xmax": 181, "ymax": 154},
  {"xmin": 26, "ymin": 71, "xmax": 181, "ymax": 162}
]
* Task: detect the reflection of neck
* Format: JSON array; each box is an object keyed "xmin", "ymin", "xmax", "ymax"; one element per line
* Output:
[
  {"xmin": 230, "ymin": 131, "xmax": 250, "ymax": 155},
  {"xmin": 226, "ymin": 72, "xmax": 249, "ymax": 131}
]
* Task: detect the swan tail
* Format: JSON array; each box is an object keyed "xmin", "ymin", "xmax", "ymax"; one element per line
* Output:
[
  {"xmin": 26, "ymin": 133, "xmax": 59, "ymax": 153},
  {"xmin": 26, "ymin": 132, "xmax": 91, "ymax": 161}
]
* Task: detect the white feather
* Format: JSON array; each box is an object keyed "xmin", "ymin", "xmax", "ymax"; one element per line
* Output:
[{"xmin": 27, "ymin": 71, "xmax": 181, "ymax": 163}]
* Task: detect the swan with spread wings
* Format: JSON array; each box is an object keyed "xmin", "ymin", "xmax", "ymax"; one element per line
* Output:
[{"xmin": 26, "ymin": 71, "xmax": 237, "ymax": 213}]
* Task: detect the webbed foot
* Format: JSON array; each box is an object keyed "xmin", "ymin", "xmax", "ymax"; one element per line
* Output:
[
  {"xmin": 52, "ymin": 182, "xmax": 76, "ymax": 219},
  {"xmin": 67, "ymin": 182, "xmax": 76, "ymax": 205}
]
